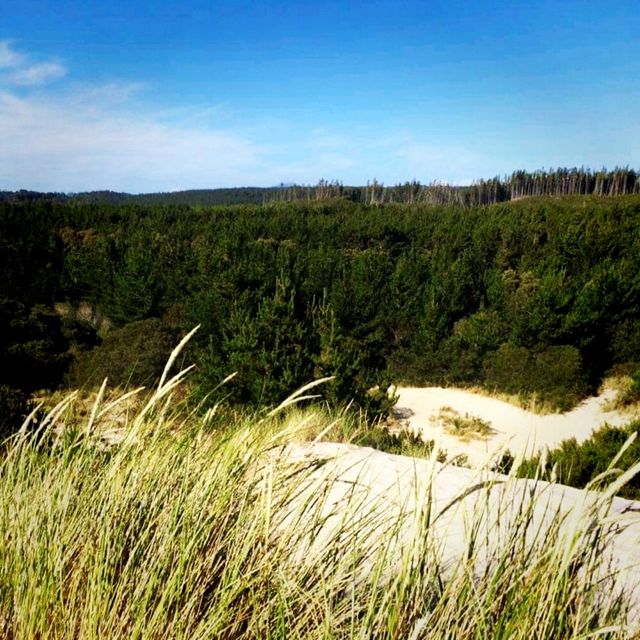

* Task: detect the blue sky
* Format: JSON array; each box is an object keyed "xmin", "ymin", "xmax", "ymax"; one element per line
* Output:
[{"xmin": 1, "ymin": 0, "xmax": 638, "ymax": 192}]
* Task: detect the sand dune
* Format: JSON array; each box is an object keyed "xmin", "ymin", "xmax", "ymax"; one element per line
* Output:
[
  {"xmin": 284, "ymin": 442, "xmax": 640, "ymax": 630},
  {"xmin": 394, "ymin": 386, "xmax": 639, "ymax": 466}
]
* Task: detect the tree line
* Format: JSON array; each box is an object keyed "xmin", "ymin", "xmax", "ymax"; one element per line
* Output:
[
  {"xmin": 269, "ymin": 167, "xmax": 640, "ymax": 206},
  {"xmin": 2, "ymin": 167, "xmax": 638, "ymax": 209}
]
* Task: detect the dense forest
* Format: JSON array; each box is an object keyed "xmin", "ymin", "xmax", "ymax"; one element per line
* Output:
[{"xmin": 1, "ymin": 188, "xmax": 640, "ymax": 435}]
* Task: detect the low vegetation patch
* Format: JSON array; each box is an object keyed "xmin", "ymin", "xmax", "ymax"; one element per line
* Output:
[
  {"xmin": 462, "ymin": 385, "xmax": 564, "ymax": 414},
  {"xmin": 602, "ymin": 368, "xmax": 640, "ymax": 411},
  {"xmin": 430, "ymin": 405, "xmax": 495, "ymax": 441},
  {"xmin": 516, "ymin": 418, "xmax": 640, "ymax": 500}
]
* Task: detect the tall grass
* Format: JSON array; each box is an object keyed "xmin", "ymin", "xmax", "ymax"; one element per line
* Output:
[{"xmin": 1, "ymin": 356, "xmax": 640, "ymax": 637}]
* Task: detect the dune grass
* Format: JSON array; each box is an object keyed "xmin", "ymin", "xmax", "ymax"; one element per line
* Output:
[
  {"xmin": 600, "ymin": 373, "xmax": 640, "ymax": 413},
  {"xmin": 2, "ymin": 342, "xmax": 640, "ymax": 638},
  {"xmin": 461, "ymin": 385, "xmax": 566, "ymax": 415},
  {"xmin": 430, "ymin": 405, "xmax": 495, "ymax": 441}
]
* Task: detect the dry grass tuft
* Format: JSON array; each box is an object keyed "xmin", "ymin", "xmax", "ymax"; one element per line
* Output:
[{"xmin": 430, "ymin": 405, "xmax": 495, "ymax": 441}]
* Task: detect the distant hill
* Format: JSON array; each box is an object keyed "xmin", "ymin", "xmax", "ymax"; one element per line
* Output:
[{"xmin": 0, "ymin": 187, "xmax": 278, "ymax": 206}]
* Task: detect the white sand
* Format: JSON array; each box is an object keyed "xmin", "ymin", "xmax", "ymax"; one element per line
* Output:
[
  {"xmin": 394, "ymin": 386, "xmax": 639, "ymax": 466},
  {"xmin": 283, "ymin": 442, "xmax": 640, "ymax": 630}
]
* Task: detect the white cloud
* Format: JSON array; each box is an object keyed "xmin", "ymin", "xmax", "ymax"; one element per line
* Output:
[
  {"xmin": 0, "ymin": 86, "xmax": 267, "ymax": 192},
  {"xmin": 0, "ymin": 41, "xmax": 492, "ymax": 191},
  {"xmin": 0, "ymin": 43, "xmax": 286, "ymax": 191},
  {"xmin": 0, "ymin": 41, "xmax": 24, "ymax": 69},
  {"xmin": 0, "ymin": 74, "xmax": 485, "ymax": 191},
  {"xmin": 8, "ymin": 61, "xmax": 67, "ymax": 86},
  {"xmin": 0, "ymin": 40, "xmax": 66, "ymax": 86}
]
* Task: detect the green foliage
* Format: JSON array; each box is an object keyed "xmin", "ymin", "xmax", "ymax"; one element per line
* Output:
[
  {"xmin": 197, "ymin": 277, "xmax": 314, "ymax": 405},
  {"xmin": 484, "ymin": 343, "xmax": 587, "ymax": 411},
  {"xmin": 616, "ymin": 367, "xmax": 640, "ymax": 406},
  {"xmin": 352, "ymin": 424, "xmax": 441, "ymax": 459},
  {"xmin": 438, "ymin": 310, "xmax": 508, "ymax": 382},
  {"xmin": 609, "ymin": 319, "xmax": 640, "ymax": 364},
  {"xmin": 69, "ymin": 319, "xmax": 180, "ymax": 388},
  {"xmin": 61, "ymin": 317, "xmax": 100, "ymax": 352},
  {"xmin": 517, "ymin": 420, "xmax": 640, "ymax": 500},
  {"xmin": 0, "ymin": 300, "xmax": 71, "ymax": 392},
  {"xmin": 631, "ymin": 368, "xmax": 640, "ymax": 400},
  {"xmin": 312, "ymin": 298, "xmax": 396, "ymax": 418},
  {"xmin": 110, "ymin": 240, "xmax": 163, "ymax": 324},
  {"xmin": 2, "ymin": 194, "xmax": 640, "ymax": 413}
]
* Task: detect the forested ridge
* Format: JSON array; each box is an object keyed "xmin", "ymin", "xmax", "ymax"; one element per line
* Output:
[{"xmin": 2, "ymin": 192, "xmax": 640, "ymax": 434}]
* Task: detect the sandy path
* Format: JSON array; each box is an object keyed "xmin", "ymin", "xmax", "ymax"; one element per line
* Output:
[{"xmin": 394, "ymin": 386, "xmax": 639, "ymax": 466}]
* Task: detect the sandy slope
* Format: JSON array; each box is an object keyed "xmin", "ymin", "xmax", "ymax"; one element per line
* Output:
[
  {"xmin": 394, "ymin": 386, "xmax": 639, "ymax": 466},
  {"xmin": 283, "ymin": 442, "xmax": 640, "ymax": 630}
]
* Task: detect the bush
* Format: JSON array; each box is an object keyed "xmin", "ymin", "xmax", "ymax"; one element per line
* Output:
[
  {"xmin": 630, "ymin": 367, "xmax": 640, "ymax": 403},
  {"xmin": 353, "ymin": 424, "xmax": 441, "ymax": 459},
  {"xmin": 517, "ymin": 419, "xmax": 640, "ymax": 500},
  {"xmin": 0, "ymin": 300, "xmax": 72, "ymax": 392},
  {"xmin": 483, "ymin": 343, "xmax": 532, "ymax": 394},
  {"xmin": 439, "ymin": 311, "xmax": 508, "ymax": 383},
  {"xmin": 61, "ymin": 317, "xmax": 101, "ymax": 351},
  {"xmin": 431, "ymin": 406, "xmax": 494, "ymax": 441},
  {"xmin": 609, "ymin": 318, "xmax": 640, "ymax": 365},
  {"xmin": 483, "ymin": 343, "xmax": 587, "ymax": 411},
  {"xmin": 69, "ymin": 319, "xmax": 180, "ymax": 388}
]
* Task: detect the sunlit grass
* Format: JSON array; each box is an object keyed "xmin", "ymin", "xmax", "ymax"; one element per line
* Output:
[
  {"xmin": 463, "ymin": 385, "xmax": 564, "ymax": 415},
  {"xmin": 600, "ymin": 374, "xmax": 640, "ymax": 413},
  {"xmin": 430, "ymin": 405, "xmax": 495, "ymax": 441},
  {"xmin": 2, "ymin": 337, "xmax": 640, "ymax": 638}
]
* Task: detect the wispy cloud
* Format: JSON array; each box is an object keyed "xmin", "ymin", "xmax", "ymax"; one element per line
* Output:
[
  {"xmin": 0, "ymin": 41, "xmax": 487, "ymax": 191},
  {"xmin": 0, "ymin": 41, "xmax": 25, "ymax": 69},
  {"xmin": 0, "ymin": 87, "xmax": 265, "ymax": 192},
  {"xmin": 0, "ymin": 43, "xmax": 361, "ymax": 191},
  {"xmin": 8, "ymin": 61, "xmax": 67, "ymax": 86},
  {"xmin": 0, "ymin": 40, "xmax": 66, "ymax": 86}
]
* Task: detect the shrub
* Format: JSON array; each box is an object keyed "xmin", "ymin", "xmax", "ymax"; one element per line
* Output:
[
  {"xmin": 69, "ymin": 319, "xmax": 180, "ymax": 388},
  {"xmin": 483, "ymin": 343, "xmax": 532, "ymax": 394},
  {"xmin": 0, "ymin": 300, "xmax": 72, "ymax": 392},
  {"xmin": 629, "ymin": 367, "xmax": 640, "ymax": 403},
  {"xmin": 484, "ymin": 343, "xmax": 587, "ymax": 411},
  {"xmin": 517, "ymin": 419, "xmax": 640, "ymax": 500},
  {"xmin": 610, "ymin": 319, "xmax": 640, "ymax": 365},
  {"xmin": 353, "ymin": 424, "xmax": 441, "ymax": 459},
  {"xmin": 430, "ymin": 406, "xmax": 494, "ymax": 440},
  {"xmin": 439, "ymin": 311, "xmax": 508, "ymax": 382},
  {"xmin": 532, "ymin": 345, "xmax": 588, "ymax": 409}
]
